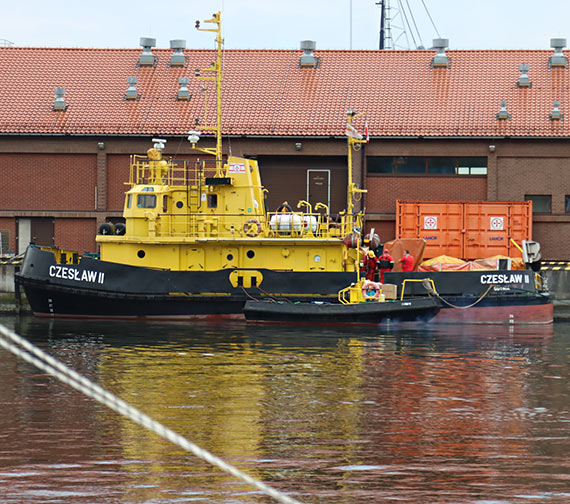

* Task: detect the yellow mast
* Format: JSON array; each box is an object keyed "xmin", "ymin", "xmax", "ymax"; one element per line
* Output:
[
  {"xmin": 345, "ymin": 109, "xmax": 368, "ymax": 219},
  {"xmin": 193, "ymin": 11, "xmax": 224, "ymax": 177}
]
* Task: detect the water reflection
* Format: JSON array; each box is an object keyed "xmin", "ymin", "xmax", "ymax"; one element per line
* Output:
[{"xmin": 0, "ymin": 316, "xmax": 568, "ymax": 503}]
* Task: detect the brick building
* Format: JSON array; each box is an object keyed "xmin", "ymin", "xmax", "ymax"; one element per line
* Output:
[{"xmin": 1, "ymin": 40, "xmax": 570, "ymax": 259}]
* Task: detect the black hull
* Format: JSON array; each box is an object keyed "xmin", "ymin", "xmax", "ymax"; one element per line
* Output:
[
  {"xmin": 16, "ymin": 246, "xmax": 353, "ymax": 319},
  {"xmin": 243, "ymin": 298, "xmax": 440, "ymax": 325},
  {"xmin": 383, "ymin": 270, "xmax": 553, "ymax": 324},
  {"xmin": 16, "ymin": 246, "xmax": 552, "ymax": 323}
]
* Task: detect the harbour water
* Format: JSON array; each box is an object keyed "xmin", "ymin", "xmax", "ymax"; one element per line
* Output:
[{"xmin": 0, "ymin": 315, "xmax": 568, "ymax": 503}]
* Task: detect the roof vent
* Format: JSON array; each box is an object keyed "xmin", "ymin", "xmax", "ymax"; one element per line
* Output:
[
  {"xmin": 170, "ymin": 39, "xmax": 186, "ymax": 66},
  {"xmin": 496, "ymin": 100, "xmax": 511, "ymax": 120},
  {"xmin": 517, "ymin": 64, "xmax": 531, "ymax": 87},
  {"xmin": 139, "ymin": 37, "xmax": 156, "ymax": 66},
  {"xmin": 299, "ymin": 40, "xmax": 319, "ymax": 68},
  {"xmin": 550, "ymin": 100, "xmax": 563, "ymax": 120},
  {"xmin": 125, "ymin": 77, "xmax": 139, "ymax": 100},
  {"xmin": 549, "ymin": 38, "xmax": 567, "ymax": 68},
  {"xmin": 177, "ymin": 77, "xmax": 190, "ymax": 100},
  {"xmin": 53, "ymin": 87, "xmax": 67, "ymax": 111},
  {"xmin": 431, "ymin": 38, "xmax": 449, "ymax": 68}
]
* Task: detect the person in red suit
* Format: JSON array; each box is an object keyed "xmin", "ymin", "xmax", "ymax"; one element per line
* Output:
[
  {"xmin": 400, "ymin": 249, "xmax": 414, "ymax": 272},
  {"xmin": 378, "ymin": 249, "xmax": 394, "ymax": 283},
  {"xmin": 364, "ymin": 250, "xmax": 378, "ymax": 281}
]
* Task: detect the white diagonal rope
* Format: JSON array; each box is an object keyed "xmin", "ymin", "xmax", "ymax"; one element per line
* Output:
[{"xmin": 0, "ymin": 324, "xmax": 303, "ymax": 504}]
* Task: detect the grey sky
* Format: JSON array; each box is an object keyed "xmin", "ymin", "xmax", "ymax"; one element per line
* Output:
[{"xmin": 1, "ymin": 0, "xmax": 568, "ymax": 51}]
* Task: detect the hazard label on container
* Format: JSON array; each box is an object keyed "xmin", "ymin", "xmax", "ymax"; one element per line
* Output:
[
  {"xmin": 228, "ymin": 162, "xmax": 246, "ymax": 173},
  {"xmin": 490, "ymin": 217, "xmax": 504, "ymax": 230},
  {"xmin": 424, "ymin": 216, "xmax": 438, "ymax": 230}
]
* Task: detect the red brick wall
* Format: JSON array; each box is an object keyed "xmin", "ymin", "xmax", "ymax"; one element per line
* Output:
[
  {"xmin": 365, "ymin": 221, "xmax": 396, "ymax": 244},
  {"xmin": 0, "ymin": 217, "xmax": 16, "ymax": 253},
  {"xmin": 365, "ymin": 176, "xmax": 488, "ymax": 213},
  {"xmin": 107, "ymin": 155, "xmax": 131, "ymax": 211},
  {"xmin": 0, "ymin": 154, "xmax": 96, "ymax": 210},
  {"xmin": 497, "ymin": 157, "xmax": 570, "ymax": 213},
  {"xmin": 54, "ymin": 219, "xmax": 97, "ymax": 254}
]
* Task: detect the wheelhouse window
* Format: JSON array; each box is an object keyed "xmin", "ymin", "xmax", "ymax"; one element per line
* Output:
[
  {"xmin": 525, "ymin": 195, "xmax": 551, "ymax": 213},
  {"xmin": 137, "ymin": 194, "xmax": 157, "ymax": 208},
  {"xmin": 368, "ymin": 156, "xmax": 488, "ymax": 175},
  {"xmin": 208, "ymin": 194, "xmax": 218, "ymax": 209}
]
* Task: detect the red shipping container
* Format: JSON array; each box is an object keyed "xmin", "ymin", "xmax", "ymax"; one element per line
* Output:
[{"xmin": 396, "ymin": 200, "xmax": 532, "ymax": 260}]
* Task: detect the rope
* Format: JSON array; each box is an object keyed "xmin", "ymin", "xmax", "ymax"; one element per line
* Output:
[
  {"xmin": 240, "ymin": 285, "xmax": 259, "ymax": 301},
  {"xmin": 0, "ymin": 324, "xmax": 303, "ymax": 504},
  {"xmin": 255, "ymin": 286, "xmax": 293, "ymax": 304},
  {"xmin": 426, "ymin": 283, "xmax": 494, "ymax": 309}
]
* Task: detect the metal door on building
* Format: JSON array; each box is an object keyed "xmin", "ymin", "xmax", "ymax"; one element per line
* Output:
[
  {"xmin": 307, "ymin": 169, "xmax": 330, "ymax": 211},
  {"xmin": 17, "ymin": 217, "xmax": 54, "ymax": 254}
]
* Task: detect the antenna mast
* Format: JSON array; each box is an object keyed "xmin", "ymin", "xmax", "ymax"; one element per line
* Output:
[
  {"xmin": 194, "ymin": 12, "xmax": 224, "ymax": 177},
  {"xmin": 376, "ymin": 1, "xmax": 386, "ymax": 49}
]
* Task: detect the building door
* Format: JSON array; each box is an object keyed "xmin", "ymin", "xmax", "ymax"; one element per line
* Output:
[
  {"xmin": 17, "ymin": 217, "xmax": 54, "ymax": 254},
  {"xmin": 307, "ymin": 169, "xmax": 330, "ymax": 211}
]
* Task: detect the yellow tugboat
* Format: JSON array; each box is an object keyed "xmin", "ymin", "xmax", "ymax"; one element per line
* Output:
[{"xmin": 16, "ymin": 12, "xmax": 384, "ymax": 319}]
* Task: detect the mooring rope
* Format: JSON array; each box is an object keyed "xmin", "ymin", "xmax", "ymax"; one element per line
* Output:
[
  {"xmin": 421, "ymin": 279, "xmax": 494, "ymax": 309},
  {"xmin": 0, "ymin": 324, "xmax": 303, "ymax": 504}
]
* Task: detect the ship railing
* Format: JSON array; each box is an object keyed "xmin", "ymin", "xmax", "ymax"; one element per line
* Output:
[
  {"xmin": 129, "ymin": 156, "xmax": 217, "ymax": 187},
  {"xmin": 152, "ymin": 211, "xmax": 348, "ymax": 239}
]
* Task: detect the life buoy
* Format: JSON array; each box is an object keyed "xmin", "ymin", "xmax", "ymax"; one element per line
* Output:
[
  {"xmin": 244, "ymin": 219, "xmax": 262, "ymax": 237},
  {"xmin": 362, "ymin": 280, "xmax": 381, "ymax": 301}
]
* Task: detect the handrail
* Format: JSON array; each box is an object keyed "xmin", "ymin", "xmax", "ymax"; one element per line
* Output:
[{"xmin": 400, "ymin": 278, "xmax": 438, "ymax": 300}]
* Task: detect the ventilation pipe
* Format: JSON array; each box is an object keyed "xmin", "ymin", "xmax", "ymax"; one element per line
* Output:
[
  {"xmin": 549, "ymin": 38, "xmax": 567, "ymax": 67},
  {"xmin": 496, "ymin": 100, "xmax": 511, "ymax": 120},
  {"xmin": 170, "ymin": 39, "xmax": 186, "ymax": 66},
  {"xmin": 517, "ymin": 64, "xmax": 531, "ymax": 87},
  {"xmin": 431, "ymin": 38, "xmax": 449, "ymax": 67},
  {"xmin": 299, "ymin": 40, "xmax": 318, "ymax": 67},
  {"xmin": 550, "ymin": 100, "xmax": 562, "ymax": 120},
  {"xmin": 177, "ymin": 77, "xmax": 190, "ymax": 100},
  {"xmin": 125, "ymin": 77, "xmax": 139, "ymax": 100},
  {"xmin": 53, "ymin": 88, "xmax": 66, "ymax": 111},
  {"xmin": 139, "ymin": 37, "xmax": 156, "ymax": 66}
]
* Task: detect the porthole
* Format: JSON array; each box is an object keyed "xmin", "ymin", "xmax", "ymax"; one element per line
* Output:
[
  {"xmin": 246, "ymin": 250, "xmax": 255, "ymax": 259},
  {"xmin": 314, "ymin": 255, "xmax": 321, "ymax": 263},
  {"xmin": 176, "ymin": 201, "xmax": 184, "ymax": 209},
  {"xmin": 137, "ymin": 250, "xmax": 146, "ymax": 258},
  {"xmin": 227, "ymin": 253, "xmax": 234, "ymax": 261}
]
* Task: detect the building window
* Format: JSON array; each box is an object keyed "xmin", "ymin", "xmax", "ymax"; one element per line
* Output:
[
  {"xmin": 367, "ymin": 156, "xmax": 487, "ymax": 175},
  {"xmin": 565, "ymin": 195, "xmax": 570, "ymax": 213},
  {"xmin": 525, "ymin": 195, "xmax": 551, "ymax": 213}
]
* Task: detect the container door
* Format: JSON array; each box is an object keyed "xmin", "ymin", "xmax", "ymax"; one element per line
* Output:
[
  {"xmin": 307, "ymin": 169, "xmax": 330, "ymax": 210},
  {"xmin": 464, "ymin": 202, "xmax": 530, "ymax": 259},
  {"xmin": 397, "ymin": 201, "xmax": 463, "ymax": 259}
]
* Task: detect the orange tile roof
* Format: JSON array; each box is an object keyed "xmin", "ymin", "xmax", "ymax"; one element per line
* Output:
[{"xmin": 0, "ymin": 46, "xmax": 568, "ymax": 138}]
